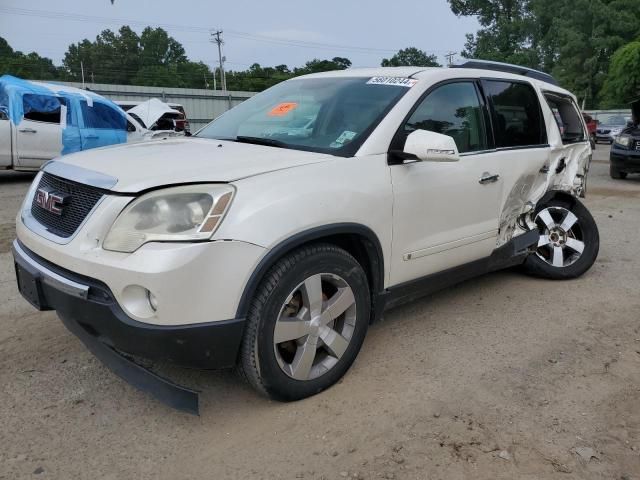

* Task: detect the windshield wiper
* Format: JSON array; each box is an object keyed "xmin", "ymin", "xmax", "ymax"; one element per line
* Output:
[{"xmin": 235, "ymin": 136, "xmax": 288, "ymax": 148}]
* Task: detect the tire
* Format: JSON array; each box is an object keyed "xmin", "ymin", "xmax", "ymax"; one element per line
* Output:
[
  {"xmin": 239, "ymin": 243, "xmax": 370, "ymax": 401},
  {"xmin": 523, "ymin": 197, "xmax": 599, "ymax": 280},
  {"xmin": 610, "ymin": 165, "xmax": 627, "ymax": 179}
]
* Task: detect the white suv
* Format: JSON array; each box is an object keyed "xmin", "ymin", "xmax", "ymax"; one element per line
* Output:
[{"xmin": 13, "ymin": 62, "xmax": 598, "ymax": 413}]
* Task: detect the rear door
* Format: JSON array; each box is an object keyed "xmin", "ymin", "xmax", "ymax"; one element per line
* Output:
[
  {"xmin": 79, "ymin": 100, "xmax": 127, "ymax": 150},
  {"xmin": 15, "ymin": 94, "xmax": 63, "ymax": 169},
  {"xmin": 479, "ymin": 80, "xmax": 551, "ymax": 243}
]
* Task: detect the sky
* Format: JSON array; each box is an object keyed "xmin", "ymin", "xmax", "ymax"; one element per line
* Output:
[{"xmin": 0, "ymin": 0, "xmax": 480, "ymax": 71}]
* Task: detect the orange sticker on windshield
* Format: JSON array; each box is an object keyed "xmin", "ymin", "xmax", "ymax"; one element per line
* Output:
[{"xmin": 268, "ymin": 102, "xmax": 298, "ymax": 117}]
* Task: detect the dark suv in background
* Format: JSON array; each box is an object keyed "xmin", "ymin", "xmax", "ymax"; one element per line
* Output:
[{"xmin": 610, "ymin": 99, "xmax": 640, "ymax": 179}]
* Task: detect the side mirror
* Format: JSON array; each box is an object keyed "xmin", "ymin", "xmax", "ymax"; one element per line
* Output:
[{"xmin": 390, "ymin": 130, "xmax": 460, "ymax": 164}]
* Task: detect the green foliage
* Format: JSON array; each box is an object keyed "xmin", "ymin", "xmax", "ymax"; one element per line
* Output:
[
  {"xmin": 381, "ymin": 48, "xmax": 440, "ymax": 67},
  {"xmin": 0, "ymin": 37, "xmax": 59, "ymax": 80},
  {"xmin": 225, "ymin": 57, "xmax": 352, "ymax": 92},
  {"xmin": 0, "ymin": 33, "xmax": 355, "ymax": 92},
  {"xmin": 601, "ymin": 40, "xmax": 640, "ymax": 107},
  {"xmin": 448, "ymin": 0, "xmax": 640, "ymax": 108},
  {"xmin": 449, "ymin": 0, "xmax": 540, "ymax": 67}
]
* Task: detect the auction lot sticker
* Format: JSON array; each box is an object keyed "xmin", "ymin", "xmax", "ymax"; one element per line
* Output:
[
  {"xmin": 268, "ymin": 102, "xmax": 299, "ymax": 116},
  {"xmin": 366, "ymin": 77, "xmax": 418, "ymax": 87}
]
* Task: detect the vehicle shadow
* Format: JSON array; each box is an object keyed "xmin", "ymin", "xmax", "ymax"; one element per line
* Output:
[
  {"xmin": 0, "ymin": 171, "xmax": 36, "ymax": 183},
  {"xmin": 145, "ymin": 266, "xmax": 538, "ymax": 417}
]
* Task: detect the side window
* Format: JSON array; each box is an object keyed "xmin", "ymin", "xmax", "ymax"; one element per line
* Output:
[
  {"xmin": 403, "ymin": 82, "xmax": 488, "ymax": 153},
  {"xmin": 545, "ymin": 93, "xmax": 586, "ymax": 144},
  {"xmin": 22, "ymin": 94, "xmax": 63, "ymax": 124},
  {"xmin": 80, "ymin": 101, "xmax": 125, "ymax": 130},
  {"xmin": 482, "ymin": 80, "xmax": 546, "ymax": 148},
  {"xmin": 0, "ymin": 109, "xmax": 8, "ymax": 121}
]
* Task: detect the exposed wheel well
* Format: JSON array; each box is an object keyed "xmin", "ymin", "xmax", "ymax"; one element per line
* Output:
[
  {"xmin": 536, "ymin": 190, "xmax": 577, "ymax": 211},
  {"xmin": 235, "ymin": 224, "xmax": 384, "ymax": 321}
]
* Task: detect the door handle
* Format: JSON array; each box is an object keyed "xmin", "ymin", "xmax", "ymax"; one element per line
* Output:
[
  {"xmin": 19, "ymin": 128, "xmax": 37, "ymax": 134},
  {"xmin": 479, "ymin": 172, "xmax": 500, "ymax": 184},
  {"xmin": 84, "ymin": 135, "xmax": 99, "ymax": 139}
]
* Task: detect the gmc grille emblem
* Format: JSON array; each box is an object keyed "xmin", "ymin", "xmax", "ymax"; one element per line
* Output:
[{"xmin": 35, "ymin": 188, "xmax": 70, "ymax": 216}]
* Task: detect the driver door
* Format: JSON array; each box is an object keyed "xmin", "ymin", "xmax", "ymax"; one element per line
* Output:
[{"xmin": 389, "ymin": 81, "xmax": 503, "ymax": 285}]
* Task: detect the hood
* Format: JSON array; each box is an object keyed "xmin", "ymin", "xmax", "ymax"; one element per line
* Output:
[
  {"xmin": 129, "ymin": 98, "xmax": 181, "ymax": 128},
  {"xmin": 51, "ymin": 137, "xmax": 333, "ymax": 192}
]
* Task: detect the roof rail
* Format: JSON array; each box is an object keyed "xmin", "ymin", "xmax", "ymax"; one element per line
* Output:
[{"xmin": 451, "ymin": 59, "xmax": 559, "ymax": 86}]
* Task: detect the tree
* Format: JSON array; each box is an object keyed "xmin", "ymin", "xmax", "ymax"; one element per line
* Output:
[
  {"xmin": 544, "ymin": 0, "xmax": 640, "ymax": 108},
  {"xmin": 448, "ymin": 0, "xmax": 640, "ymax": 108},
  {"xmin": 448, "ymin": 0, "xmax": 540, "ymax": 67},
  {"xmin": 294, "ymin": 57, "xmax": 352, "ymax": 75},
  {"xmin": 601, "ymin": 39, "xmax": 640, "ymax": 108},
  {"xmin": 381, "ymin": 47, "xmax": 441, "ymax": 67},
  {"xmin": 0, "ymin": 36, "xmax": 59, "ymax": 80}
]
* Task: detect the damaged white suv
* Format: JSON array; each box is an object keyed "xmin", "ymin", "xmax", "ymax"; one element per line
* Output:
[{"xmin": 13, "ymin": 61, "xmax": 598, "ymax": 413}]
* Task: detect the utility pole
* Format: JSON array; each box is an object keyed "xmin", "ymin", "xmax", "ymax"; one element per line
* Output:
[
  {"xmin": 80, "ymin": 61, "xmax": 85, "ymax": 88},
  {"xmin": 210, "ymin": 30, "xmax": 227, "ymax": 92},
  {"xmin": 445, "ymin": 51, "xmax": 456, "ymax": 67}
]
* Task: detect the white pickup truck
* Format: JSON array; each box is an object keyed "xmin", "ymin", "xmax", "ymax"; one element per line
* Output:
[{"xmin": 0, "ymin": 76, "xmax": 179, "ymax": 172}]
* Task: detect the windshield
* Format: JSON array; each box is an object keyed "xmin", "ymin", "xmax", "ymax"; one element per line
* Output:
[{"xmin": 196, "ymin": 77, "xmax": 412, "ymax": 156}]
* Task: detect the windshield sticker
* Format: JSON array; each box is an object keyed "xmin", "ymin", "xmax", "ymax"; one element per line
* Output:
[
  {"xmin": 330, "ymin": 130, "xmax": 357, "ymax": 148},
  {"xmin": 366, "ymin": 77, "xmax": 418, "ymax": 88},
  {"xmin": 268, "ymin": 102, "xmax": 299, "ymax": 117}
]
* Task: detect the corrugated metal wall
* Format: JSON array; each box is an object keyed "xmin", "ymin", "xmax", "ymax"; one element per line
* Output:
[{"xmin": 52, "ymin": 81, "xmax": 256, "ymax": 131}]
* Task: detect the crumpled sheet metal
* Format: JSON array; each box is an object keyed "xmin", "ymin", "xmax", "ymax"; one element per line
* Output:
[{"xmin": 496, "ymin": 98, "xmax": 591, "ymax": 247}]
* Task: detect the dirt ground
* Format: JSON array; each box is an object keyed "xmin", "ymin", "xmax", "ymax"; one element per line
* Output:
[{"xmin": 0, "ymin": 145, "xmax": 639, "ymax": 480}]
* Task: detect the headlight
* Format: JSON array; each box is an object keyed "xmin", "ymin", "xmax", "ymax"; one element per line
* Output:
[
  {"xmin": 103, "ymin": 184, "xmax": 234, "ymax": 253},
  {"xmin": 614, "ymin": 134, "xmax": 632, "ymax": 148}
]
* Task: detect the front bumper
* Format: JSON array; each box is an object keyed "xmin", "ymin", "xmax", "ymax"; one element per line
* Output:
[
  {"xmin": 596, "ymin": 132, "xmax": 617, "ymax": 143},
  {"xmin": 610, "ymin": 149, "xmax": 640, "ymax": 173},
  {"xmin": 12, "ymin": 240, "xmax": 247, "ymax": 413}
]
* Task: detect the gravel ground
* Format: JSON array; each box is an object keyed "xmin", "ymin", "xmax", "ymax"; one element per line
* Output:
[{"xmin": 0, "ymin": 145, "xmax": 639, "ymax": 480}]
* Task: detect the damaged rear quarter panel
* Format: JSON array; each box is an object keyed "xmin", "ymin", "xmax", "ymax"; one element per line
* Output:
[{"xmin": 497, "ymin": 84, "xmax": 591, "ymax": 247}]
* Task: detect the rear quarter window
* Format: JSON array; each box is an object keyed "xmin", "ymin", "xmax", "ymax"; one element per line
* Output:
[
  {"xmin": 482, "ymin": 80, "xmax": 547, "ymax": 148},
  {"xmin": 545, "ymin": 93, "xmax": 586, "ymax": 144}
]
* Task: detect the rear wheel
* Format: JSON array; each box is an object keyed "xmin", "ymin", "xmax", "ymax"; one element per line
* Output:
[
  {"xmin": 239, "ymin": 244, "xmax": 370, "ymax": 401},
  {"xmin": 523, "ymin": 198, "xmax": 599, "ymax": 279}
]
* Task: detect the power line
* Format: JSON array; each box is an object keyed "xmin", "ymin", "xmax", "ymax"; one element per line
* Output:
[{"xmin": 0, "ymin": 6, "xmax": 449, "ymax": 56}]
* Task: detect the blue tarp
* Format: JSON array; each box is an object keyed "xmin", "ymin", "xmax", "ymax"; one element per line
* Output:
[{"xmin": 0, "ymin": 75, "xmax": 127, "ymax": 155}]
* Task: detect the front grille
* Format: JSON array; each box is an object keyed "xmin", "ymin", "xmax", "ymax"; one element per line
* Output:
[
  {"xmin": 597, "ymin": 129, "xmax": 611, "ymax": 135},
  {"xmin": 30, "ymin": 173, "xmax": 105, "ymax": 238}
]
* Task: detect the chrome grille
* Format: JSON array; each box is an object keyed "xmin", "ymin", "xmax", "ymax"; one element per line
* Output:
[{"xmin": 30, "ymin": 173, "xmax": 105, "ymax": 238}]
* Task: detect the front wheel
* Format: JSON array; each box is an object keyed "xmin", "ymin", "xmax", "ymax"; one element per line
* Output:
[
  {"xmin": 523, "ymin": 198, "xmax": 599, "ymax": 280},
  {"xmin": 239, "ymin": 244, "xmax": 370, "ymax": 401},
  {"xmin": 610, "ymin": 165, "xmax": 628, "ymax": 179}
]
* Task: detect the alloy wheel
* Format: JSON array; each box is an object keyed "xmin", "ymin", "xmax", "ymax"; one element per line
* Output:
[
  {"xmin": 273, "ymin": 273, "xmax": 357, "ymax": 381},
  {"xmin": 535, "ymin": 206, "xmax": 585, "ymax": 268}
]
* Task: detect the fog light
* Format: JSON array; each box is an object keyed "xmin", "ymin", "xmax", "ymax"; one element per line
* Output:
[
  {"xmin": 121, "ymin": 285, "xmax": 156, "ymax": 319},
  {"xmin": 147, "ymin": 290, "xmax": 158, "ymax": 311}
]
